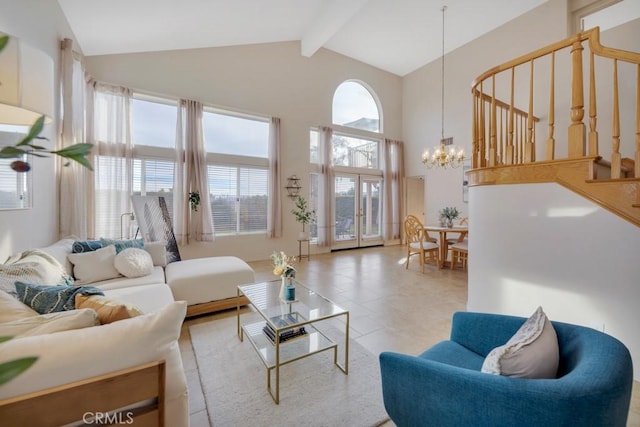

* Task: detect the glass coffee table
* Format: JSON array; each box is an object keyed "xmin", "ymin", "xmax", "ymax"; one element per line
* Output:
[{"xmin": 237, "ymin": 279, "xmax": 349, "ymax": 404}]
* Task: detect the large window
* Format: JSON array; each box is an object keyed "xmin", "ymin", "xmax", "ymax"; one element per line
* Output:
[
  {"xmin": 208, "ymin": 165, "xmax": 268, "ymax": 235},
  {"xmin": 132, "ymin": 97, "xmax": 178, "ymax": 149},
  {"xmin": 203, "ymin": 110, "xmax": 269, "ymax": 158},
  {"xmin": 203, "ymin": 109, "xmax": 270, "ymax": 236},
  {"xmin": 310, "ymin": 129, "xmax": 380, "ymax": 169},
  {"xmin": 332, "ymin": 81, "xmax": 381, "ymax": 133},
  {"xmin": 93, "ymin": 93, "xmax": 272, "ymax": 238},
  {"xmin": 0, "ymin": 127, "xmax": 30, "ymax": 210}
]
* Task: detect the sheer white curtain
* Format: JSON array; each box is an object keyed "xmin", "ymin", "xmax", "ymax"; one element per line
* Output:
[
  {"xmin": 89, "ymin": 81, "xmax": 133, "ymax": 239},
  {"xmin": 383, "ymin": 138, "xmax": 405, "ymax": 240},
  {"xmin": 267, "ymin": 117, "xmax": 282, "ymax": 238},
  {"xmin": 174, "ymin": 99, "xmax": 214, "ymax": 244},
  {"xmin": 316, "ymin": 126, "xmax": 334, "ymax": 247},
  {"xmin": 59, "ymin": 39, "xmax": 93, "ymax": 238}
]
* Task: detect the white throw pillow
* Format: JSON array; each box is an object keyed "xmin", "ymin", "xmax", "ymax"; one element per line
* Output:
[
  {"xmin": 68, "ymin": 245, "xmax": 122, "ymax": 285},
  {"xmin": 144, "ymin": 241, "xmax": 167, "ymax": 267},
  {"xmin": 481, "ymin": 306, "xmax": 559, "ymax": 379},
  {"xmin": 0, "ymin": 290, "xmax": 38, "ymax": 322},
  {"xmin": 0, "ymin": 308, "xmax": 99, "ymax": 338},
  {"xmin": 114, "ymin": 248, "xmax": 154, "ymax": 278}
]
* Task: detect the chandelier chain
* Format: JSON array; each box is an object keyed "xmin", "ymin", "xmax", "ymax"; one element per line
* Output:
[
  {"xmin": 421, "ymin": 4, "xmax": 464, "ymax": 169},
  {"xmin": 441, "ymin": 5, "xmax": 446, "ymax": 142}
]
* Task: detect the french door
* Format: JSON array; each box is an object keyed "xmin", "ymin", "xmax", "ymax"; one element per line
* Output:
[{"xmin": 332, "ymin": 173, "xmax": 383, "ymax": 250}]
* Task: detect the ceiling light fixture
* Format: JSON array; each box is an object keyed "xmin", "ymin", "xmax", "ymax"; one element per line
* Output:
[{"xmin": 422, "ymin": 5, "xmax": 464, "ymax": 169}]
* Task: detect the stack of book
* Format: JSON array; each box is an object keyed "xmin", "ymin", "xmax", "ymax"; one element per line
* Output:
[{"xmin": 263, "ymin": 313, "xmax": 307, "ymax": 344}]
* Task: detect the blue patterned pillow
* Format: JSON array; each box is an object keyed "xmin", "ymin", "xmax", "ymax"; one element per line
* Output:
[
  {"xmin": 15, "ymin": 282, "xmax": 104, "ymax": 314},
  {"xmin": 72, "ymin": 240, "xmax": 103, "ymax": 253},
  {"xmin": 99, "ymin": 238, "xmax": 145, "ymax": 254}
]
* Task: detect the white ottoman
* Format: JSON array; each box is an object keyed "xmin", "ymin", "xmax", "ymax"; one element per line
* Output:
[{"xmin": 165, "ymin": 256, "xmax": 255, "ymax": 316}]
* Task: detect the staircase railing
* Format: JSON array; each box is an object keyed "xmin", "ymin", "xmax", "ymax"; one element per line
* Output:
[{"xmin": 471, "ymin": 27, "xmax": 640, "ymax": 179}]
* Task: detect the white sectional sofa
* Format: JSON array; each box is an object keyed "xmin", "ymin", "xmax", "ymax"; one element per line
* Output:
[{"xmin": 0, "ymin": 237, "xmax": 256, "ymax": 426}]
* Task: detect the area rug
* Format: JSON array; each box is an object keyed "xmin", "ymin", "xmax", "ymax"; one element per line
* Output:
[{"xmin": 189, "ymin": 315, "xmax": 389, "ymax": 427}]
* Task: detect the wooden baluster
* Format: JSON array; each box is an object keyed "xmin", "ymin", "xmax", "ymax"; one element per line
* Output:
[
  {"xmin": 480, "ymin": 81, "xmax": 486, "ymax": 167},
  {"xmin": 569, "ymin": 38, "xmax": 586, "ymax": 157},
  {"xmin": 525, "ymin": 60, "xmax": 535, "ymax": 162},
  {"xmin": 519, "ymin": 115, "xmax": 524, "ymax": 164},
  {"xmin": 589, "ymin": 51, "xmax": 599, "ymax": 156},
  {"xmin": 489, "ymin": 75, "xmax": 497, "ymax": 166},
  {"xmin": 611, "ymin": 59, "xmax": 621, "ymax": 179},
  {"xmin": 472, "ymin": 91, "xmax": 478, "ymax": 169},
  {"xmin": 506, "ymin": 68, "xmax": 515, "ymax": 165},
  {"xmin": 499, "ymin": 106, "xmax": 504, "ymax": 164},
  {"xmin": 636, "ymin": 64, "xmax": 640, "ymax": 178},
  {"xmin": 546, "ymin": 51, "xmax": 556, "ymax": 160}
]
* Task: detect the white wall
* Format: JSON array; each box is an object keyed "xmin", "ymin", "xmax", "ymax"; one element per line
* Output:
[
  {"xmin": 403, "ymin": 0, "xmax": 568, "ymax": 222},
  {"xmin": 0, "ymin": 0, "xmax": 77, "ymax": 259},
  {"xmin": 85, "ymin": 42, "xmax": 403, "ymax": 261},
  {"xmin": 469, "ymin": 183, "xmax": 640, "ymax": 380}
]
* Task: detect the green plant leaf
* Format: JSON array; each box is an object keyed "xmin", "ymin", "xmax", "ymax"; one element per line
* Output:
[
  {"xmin": 0, "ymin": 357, "xmax": 37, "ymax": 385},
  {"xmin": 51, "ymin": 143, "xmax": 93, "ymax": 156},
  {"xmin": 0, "ymin": 146, "xmax": 27, "ymax": 158},
  {"xmin": 0, "ymin": 35, "xmax": 8, "ymax": 53},
  {"xmin": 51, "ymin": 143, "xmax": 94, "ymax": 171},
  {"xmin": 16, "ymin": 116, "xmax": 46, "ymax": 147}
]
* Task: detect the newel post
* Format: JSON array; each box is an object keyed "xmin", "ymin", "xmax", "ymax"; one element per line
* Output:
[{"xmin": 568, "ymin": 38, "xmax": 586, "ymax": 157}]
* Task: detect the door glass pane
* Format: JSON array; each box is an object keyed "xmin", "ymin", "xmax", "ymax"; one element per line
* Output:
[
  {"xmin": 361, "ymin": 177, "xmax": 382, "ymax": 240},
  {"xmin": 334, "ymin": 176, "xmax": 356, "ymax": 242}
]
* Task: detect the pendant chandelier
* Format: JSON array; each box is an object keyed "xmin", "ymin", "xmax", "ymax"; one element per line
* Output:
[{"xmin": 422, "ymin": 5, "xmax": 464, "ymax": 169}]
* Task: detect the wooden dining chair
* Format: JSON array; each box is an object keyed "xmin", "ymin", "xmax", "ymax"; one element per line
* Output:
[
  {"xmin": 450, "ymin": 234, "xmax": 468, "ymax": 271},
  {"xmin": 404, "ymin": 215, "xmax": 440, "ymax": 272}
]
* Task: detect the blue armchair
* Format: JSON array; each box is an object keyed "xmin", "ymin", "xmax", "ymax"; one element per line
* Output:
[{"xmin": 379, "ymin": 311, "xmax": 633, "ymax": 427}]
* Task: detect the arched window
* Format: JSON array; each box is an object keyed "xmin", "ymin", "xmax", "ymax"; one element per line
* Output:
[{"xmin": 332, "ymin": 81, "xmax": 381, "ymax": 133}]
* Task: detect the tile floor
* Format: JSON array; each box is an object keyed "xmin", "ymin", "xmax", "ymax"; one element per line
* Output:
[{"xmin": 179, "ymin": 245, "xmax": 640, "ymax": 427}]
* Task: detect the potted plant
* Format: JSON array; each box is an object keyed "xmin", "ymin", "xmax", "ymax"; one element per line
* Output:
[
  {"xmin": 439, "ymin": 207, "xmax": 460, "ymax": 228},
  {"xmin": 188, "ymin": 191, "xmax": 200, "ymax": 212},
  {"xmin": 291, "ymin": 196, "xmax": 315, "ymax": 239}
]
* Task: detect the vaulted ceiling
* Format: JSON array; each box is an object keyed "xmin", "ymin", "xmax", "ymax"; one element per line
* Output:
[{"xmin": 57, "ymin": 0, "xmax": 548, "ymax": 76}]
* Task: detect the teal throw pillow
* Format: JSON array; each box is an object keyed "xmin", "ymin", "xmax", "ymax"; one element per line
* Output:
[
  {"xmin": 72, "ymin": 240, "xmax": 103, "ymax": 253},
  {"xmin": 99, "ymin": 238, "xmax": 145, "ymax": 253},
  {"xmin": 15, "ymin": 282, "xmax": 104, "ymax": 314}
]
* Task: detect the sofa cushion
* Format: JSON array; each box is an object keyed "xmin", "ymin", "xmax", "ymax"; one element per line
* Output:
[
  {"xmin": 114, "ymin": 248, "xmax": 153, "ymax": 278},
  {"xmin": 0, "ymin": 289, "xmax": 38, "ymax": 322},
  {"xmin": 0, "ymin": 308, "xmax": 99, "ymax": 337},
  {"xmin": 75, "ymin": 294, "xmax": 143, "ymax": 324},
  {"xmin": 481, "ymin": 306, "xmax": 559, "ymax": 379},
  {"xmin": 38, "ymin": 238, "xmax": 76, "ymax": 277},
  {"xmin": 145, "ymin": 241, "xmax": 167, "ymax": 267},
  {"xmin": 0, "ymin": 250, "xmax": 74, "ymax": 297},
  {"xmin": 90, "ymin": 267, "xmax": 165, "ymax": 291},
  {"xmin": 15, "ymin": 282, "xmax": 104, "ymax": 314},
  {"xmin": 165, "ymin": 256, "xmax": 255, "ymax": 305},
  {"xmin": 0, "ymin": 300, "xmax": 188, "ymax": 427},
  {"xmin": 68, "ymin": 245, "xmax": 122, "ymax": 285},
  {"xmin": 104, "ymin": 283, "xmax": 174, "ymax": 314},
  {"xmin": 71, "ymin": 239, "xmax": 103, "ymax": 253},
  {"xmin": 100, "ymin": 238, "xmax": 145, "ymax": 253}
]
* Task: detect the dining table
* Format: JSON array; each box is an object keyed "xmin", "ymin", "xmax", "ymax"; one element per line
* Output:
[{"xmin": 424, "ymin": 225, "xmax": 468, "ymax": 268}]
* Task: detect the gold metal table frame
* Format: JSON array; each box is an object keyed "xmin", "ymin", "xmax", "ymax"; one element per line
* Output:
[{"xmin": 237, "ymin": 280, "xmax": 349, "ymax": 404}]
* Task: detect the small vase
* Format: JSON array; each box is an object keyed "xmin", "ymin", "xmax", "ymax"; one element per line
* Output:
[
  {"xmin": 446, "ymin": 218, "xmax": 453, "ymax": 228},
  {"xmin": 279, "ymin": 277, "xmax": 287, "ymax": 300}
]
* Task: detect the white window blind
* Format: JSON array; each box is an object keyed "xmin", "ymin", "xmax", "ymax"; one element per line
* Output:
[
  {"xmin": 208, "ymin": 165, "xmax": 268, "ymax": 236},
  {"xmin": 133, "ymin": 158, "xmax": 175, "ymax": 220},
  {"xmin": 94, "ymin": 156, "xmax": 129, "ymax": 238},
  {"xmin": 0, "ymin": 156, "xmax": 29, "ymax": 209}
]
